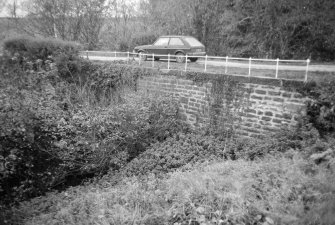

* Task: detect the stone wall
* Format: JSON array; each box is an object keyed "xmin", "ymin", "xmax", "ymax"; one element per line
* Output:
[{"xmin": 138, "ymin": 74, "xmax": 307, "ymax": 137}]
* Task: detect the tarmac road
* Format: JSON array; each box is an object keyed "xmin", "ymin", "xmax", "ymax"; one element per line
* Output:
[{"xmin": 83, "ymin": 55, "xmax": 335, "ymax": 73}]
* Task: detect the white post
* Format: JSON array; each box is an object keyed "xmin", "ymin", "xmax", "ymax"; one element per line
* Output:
[
  {"xmin": 168, "ymin": 54, "xmax": 170, "ymax": 70},
  {"xmin": 86, "ymin": 50, "xmax": 88, "ymax": 59},
  {"xmin": 114, "ymin": 51, "xmax": 116, "ymax": 58},
  {"xmin": 185, "ymin": 55, "xmax": 188, "ymax": 72},
  {"xmin": 127, "ymin": 51, "xmax": 130, "ymax": 62},
  {"xmin": 152, "ymin": 53, "xmax": 154, "ymax": 68},
  {"xmin": 275, "ymin": 58, "xmax": 279, "ymax": 79},
  {"xmin": 139, "ymin": 52, "xmax": 141, "ymax": 66},
  {"xmin": 305, "ymin": 58, "xmax": 310, "ymax": 82},
  {"xmin": 225, "ymin": 56, "xmax": 228, "ymax": 73},
  {"xmin": 204, "ymin": 55, "xmax": 208, "ymax": 72},
  {"xmin": 248, "ymin": 57, "xmax": 252, "ymax": 76}
]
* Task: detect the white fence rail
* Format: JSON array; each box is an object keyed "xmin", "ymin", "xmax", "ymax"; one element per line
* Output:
[{"xmin": 80, "ymin": 50, "xmax": 311, "ymax": 81}]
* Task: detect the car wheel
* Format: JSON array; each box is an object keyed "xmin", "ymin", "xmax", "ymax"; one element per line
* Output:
[
  {"xmin": 175, "ymin": 52, "xmax": 185, "ymax": 63},
  {"xmin": 138, "ymin": 51, "xmax": 147, "ymax": 61},
  {"xmin": 190, "ymin": 57, "xmax": 198, "ymax": 62}
]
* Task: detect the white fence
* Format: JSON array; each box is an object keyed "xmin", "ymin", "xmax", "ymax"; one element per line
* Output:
[{"xmin": 80, "ymin": 51, "xmax": 311, "ymax": 81}]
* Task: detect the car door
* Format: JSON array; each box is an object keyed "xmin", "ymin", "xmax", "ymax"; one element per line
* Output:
[
  {"xmin": 148, "ymin": 37, "xmax": 170, "ymax": 58},
  {"xmin": 167, "ymin": 37, "xmax": 188, "ymax": 55}
]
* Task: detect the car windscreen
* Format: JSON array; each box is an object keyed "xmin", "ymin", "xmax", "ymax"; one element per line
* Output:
[
  {"xmin": 183, "ymin": 37, "xmax": 203, "ymax": 47},
  {"xmin": 154, "ymin": 38, "xmax": 169, "ymax": 46}
]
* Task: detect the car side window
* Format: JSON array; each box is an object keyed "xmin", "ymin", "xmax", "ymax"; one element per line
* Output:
[
  {"xmin": 154, "ymin": 38, "xmax": 169, "ymax": 46},
  {"xmin": 169, "ymin": 38, "xmax": 184, "ymax": 46}
]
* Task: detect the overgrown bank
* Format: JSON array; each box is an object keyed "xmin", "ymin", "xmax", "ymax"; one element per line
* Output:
[{"xmin": 1, "ymin": 37, "xmax": 335, "ymax": 225}]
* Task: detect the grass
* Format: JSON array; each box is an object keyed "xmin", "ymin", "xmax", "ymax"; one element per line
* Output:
[{"xmin": 10, "ymin": 153, "xmax": 335, "ymax": 225}]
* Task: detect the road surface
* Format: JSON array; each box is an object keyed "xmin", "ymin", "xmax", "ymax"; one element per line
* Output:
[{"xmin": 82, "ymin": 55, "xmax": 335, "ymax": 73}]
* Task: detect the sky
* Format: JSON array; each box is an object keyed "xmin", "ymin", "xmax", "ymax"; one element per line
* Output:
[
  {"xmin": 0, "ymin": 0, "xmax": 142, "ymax": 17},
  {"xmin": 0, "ymin": 0, "xmax": 27, "ymax": 17}
]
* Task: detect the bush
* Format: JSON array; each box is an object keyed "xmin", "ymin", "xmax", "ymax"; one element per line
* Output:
[
  {"xmin": 2, "ymin": 36, "xmax": 84, "ymax": 84},
  {"xmin": 9, "ymin": 155, "xmax": 335, "ymax": 225},
  {"xmin": 0, "ymin": 59, "xmax": 68, "ymax": 205},
  {"xmin": 3, "ymin": 36, "xmax": 80, "ymax": 61},
  {"xmin": 304, "ymin": 80, "xmax": 335, "ymax": 136},
  {"xmin": 51, "ymin": 92, "xmax": 188, "ymax": 180},
  {"xmin": 0, "ymin": 50, "xmax": 184, "ymax": 207},
  {"xmin": 0, "ymin": 59, "xmax": 187, "ymax": 205},
  {"xmin": 119, "ymin": 132, "xmax": 227, "ymax": 177},
  {"xmin": 230, "ymin": 122, "xmax": 322, "ymax": 160}
]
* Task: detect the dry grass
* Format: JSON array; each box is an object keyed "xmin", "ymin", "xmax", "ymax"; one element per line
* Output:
[{"xmin": 12, "ymin": 153, "xmax": 335, "ymax": 225}]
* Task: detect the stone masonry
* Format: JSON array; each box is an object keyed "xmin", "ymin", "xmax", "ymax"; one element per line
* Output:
[{"xmin": 138, "ymin": 75, "xmax": 307, "ymax": 137}]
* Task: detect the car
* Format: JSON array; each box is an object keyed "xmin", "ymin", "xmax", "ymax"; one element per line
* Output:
[{"xmin": 133, "ymin": 35, "xmax": 206, "ymax": 63}]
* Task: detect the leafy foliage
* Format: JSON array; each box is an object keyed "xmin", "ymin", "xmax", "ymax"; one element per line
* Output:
[
  {"xmin": 9, "ymin": 155, "xmax": 335, "ymax": 225},
  {"xmin": 290, "ymin": 80, "xmax": 335, "ymax": 136},
  {"xmin": 120, "ymin": 132, "xmax": 227, "ymax": 177},
  {"xmin": 0, "ymin": 35, "xmax": 186, "ymax": 208},
  {"xmin": 3, "ymin": 36, "xmax": 80, "ymax": 61},
  {"xmin": 0, "ymin": 57, "xmax": 68, "ymax": 205}
]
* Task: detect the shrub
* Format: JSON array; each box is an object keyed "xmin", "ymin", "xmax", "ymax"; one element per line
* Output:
[
  {"xmin": 3, "ymin": 36, "xmax": 80, "ymax": 61},
  {"xmin": 305, "ymin": 80, "xmax": 335, "ymax": 135},
  {"xmin": 119, "ymin": 132, "xmax": 227, "ymax": 177},
  {"xmin": 0, "ymin": 59, "xmax": 68, "ymax": 205},
  {"xmin": 229, "ymin": 121, "xmax": 322, "ymax": 160},
  {"xmin": 9, "ymin": 155, "xmax": 335, "ymax": 225},
  {"xmin": 48, "ymin": 92, "xmax": 188, "ymax": 183},
  {"xmin": 0, "ymin": 52, "xmax": 185, "ymax": 207}
]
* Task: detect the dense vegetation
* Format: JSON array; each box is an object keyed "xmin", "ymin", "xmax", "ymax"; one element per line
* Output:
[
  {"xmin": 1, "ymin": 0, "xmax": 335, "ymax": 61},
  {"xmin": 1, "ymin": 37, "xmax": 335, "ymax": 224}
]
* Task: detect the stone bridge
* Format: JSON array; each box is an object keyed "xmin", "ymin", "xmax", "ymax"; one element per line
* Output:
[{"xmin": 138, "ymin": 72, "xmax": 307, "ymax": 138}]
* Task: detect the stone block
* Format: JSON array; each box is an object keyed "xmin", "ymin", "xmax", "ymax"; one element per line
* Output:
[
  {"xmin": 265, "ymin": 111, "xmax": 273, "ymax": 116},
  {"xmin": 245, "ymin": 113, "xmax": 258, "ymax": 118},
  {"xmin": 245, "ymin": 109, "xmax": 257, "ymax": 114},
  {"xmin": 268, "ymin": 91, "xmax": 281, "ymax": 96},
  {"xmin": 272, "ymin": 119, "xmax": 282, "ymax": 124},
  {"xmin": 282, "ymin": 92, "xmax": 292, "ymax": 98},
  {"xmin": 251, "ymin": 95, "xmax": 263, "ymax": 100},
  {"xmin": 261, "ymin": 116, "xmax": 272, "ymax": 121},
  {"xmin": 273, "ymin": 98, "xmax": 284, "ymax": 102},
  {"xmin": 255, "ymin": 89, "xmax": 267, "ymax": 95}
]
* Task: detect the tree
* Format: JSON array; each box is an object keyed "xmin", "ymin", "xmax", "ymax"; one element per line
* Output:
[{"xmin": 23, "ymin": 0, "xmax": 107, "ymax": 49}]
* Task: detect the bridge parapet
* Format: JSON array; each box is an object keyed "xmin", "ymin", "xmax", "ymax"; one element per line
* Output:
[{"xmin": 138, "ymin": 73, "xmax": 307, "ymax": 138}]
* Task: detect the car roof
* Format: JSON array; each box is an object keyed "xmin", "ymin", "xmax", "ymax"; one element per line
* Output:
[{"xmin": 159, "ymin": 35, "xmax": 195, "ymax": 39}]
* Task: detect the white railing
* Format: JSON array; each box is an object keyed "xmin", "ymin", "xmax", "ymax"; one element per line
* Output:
[{"xmin": 79, "ymin": 50, "xmax": 311, "ymax": 81}]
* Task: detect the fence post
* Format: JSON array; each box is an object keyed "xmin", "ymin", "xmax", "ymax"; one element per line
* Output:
[
  {"xmin": 248, "ymin": 57, "xmax": 252, "ymax": 76},
  {"xmin": 127, "ymin": 51, "xmax": 129, "ymax": 62},
  {"xmin": 139, "ymin": 52, "xmax": 141, "ymax": 66},
  {"xmin": 185, "ymin": 55, "xmax": 188, "ymax": 72},
  {"xmin": 114, "ymin": 51, "xmax": 116, "ymax": 58},
  {"xmin": 168, "ymin": 54, "xmax": 170, "ymax": 70},
  {"xmin": 225, "ymin": 56, "xmax": 228, "ymax": 73},
  {"xmin": 275, "ymin": 58, "xmax": 279, "ymax": 79},
  {"xmin": 86, "ymin": 50, "xmax": 88, "ymax": 59},
  {"xmin": 204, "ymin": 55, "xmax": 208, "ymax": 72},
  {"xmin": 152, "ymin": 53, "xmax": 154, "ymax": 68},
  {"xmin": 305, "ymin": 58, "xmax": 310, "ymax": 82}
]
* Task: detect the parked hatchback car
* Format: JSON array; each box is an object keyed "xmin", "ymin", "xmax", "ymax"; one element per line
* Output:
[{"xmin": 133, "ymin": 35, "xmax": 206, "ymax": 63}]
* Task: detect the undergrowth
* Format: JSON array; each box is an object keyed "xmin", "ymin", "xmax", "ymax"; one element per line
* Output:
[
  {"xmin": 9, "ymin": 154, "xmax": 335, "ymax": 225},
  {"xmin": 2, "ymin": 36, "xmax": 335, "ymax": 225}
]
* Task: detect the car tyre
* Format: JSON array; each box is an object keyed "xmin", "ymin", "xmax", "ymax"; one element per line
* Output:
[
  {"xmin": 190, "ymin": 57, "xmax": 198, "ymax": 62},
  {"xmin": 175, "ymin": 52, "xmax": 185, "ymax": 63}
]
